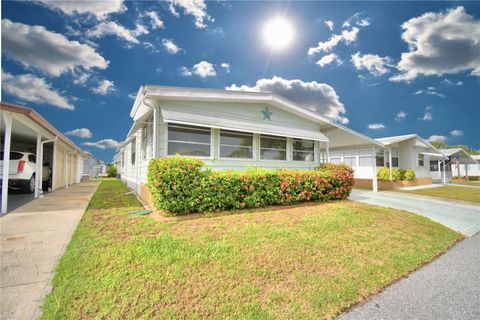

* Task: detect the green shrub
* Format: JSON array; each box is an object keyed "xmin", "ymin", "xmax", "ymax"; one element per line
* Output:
[
  {"xmin": 403, "ymin": 169, "xmax": 415, "ymax": 181},
  {"xmin": 147, "ymin": 157, "xmax": 355, "ymax": 215},
  {"xmin": 377, "ymin": 167, "xmax": 415, "ymax": 181},
  {"xmin": 107, "ymin": 165, "xmax": 117, "ymax": 177},
  {"xmin": 468, "ymin": 176, "xmax": 479, "ymax": 181}
]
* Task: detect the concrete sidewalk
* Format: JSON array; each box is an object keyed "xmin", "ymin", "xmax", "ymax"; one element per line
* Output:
[
  {"xmin": 337, "ymin": 234, "xmax": 480, "ymax": 320},
  {"xmin": 349, "ymin": 189, "xmax": 480, "ymax": 236},
  {"xmin": 0, "ymin": 181, "xmax": 99, "ymax": 320}
]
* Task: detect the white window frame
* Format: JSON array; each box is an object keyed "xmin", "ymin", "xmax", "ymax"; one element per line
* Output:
[
  {"xmin": 259, "ymin": 134, "xmax": 288, "ymax": 162},
  {"xmin": 292, "ymin": 138, "xmax": 315, "ymax": 162},
  {"xmin": 218, "ymin": 129, "xmax": 255, "ymax": 160},
  {"xmin": 165, "ymin": 123, "xmax": 213, "ymax": 159}
]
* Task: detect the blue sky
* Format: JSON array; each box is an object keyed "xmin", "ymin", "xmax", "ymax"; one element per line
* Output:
[{"xmin": 2, "ymin": 1, "xmax": 479, "ymax": 161}]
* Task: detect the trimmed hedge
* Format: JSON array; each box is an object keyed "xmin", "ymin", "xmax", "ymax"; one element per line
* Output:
[
  {"xmin": 377, "ymin": 167, "xmax": 415, "ymax": 182},
  {"xmin": 147, "ymin": 156, "xmax": 354, "ymax": 215}
]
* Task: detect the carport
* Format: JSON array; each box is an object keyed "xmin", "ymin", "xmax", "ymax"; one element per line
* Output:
[{"xmin": 1, "ymin": 102, "xmax": 85, "ymax": 214}]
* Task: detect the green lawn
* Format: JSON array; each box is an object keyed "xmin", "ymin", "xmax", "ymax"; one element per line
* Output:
[
  {"xmin": 41, "ymin": 180, "xmax": 461, "ymax": 320},
  {"xmin": 396, "ymin": 186, "xmax": 480, "ymax": 203},
  {"xmin": 452, "ymin": 181, "xmax": 480, "ymax": 187}
]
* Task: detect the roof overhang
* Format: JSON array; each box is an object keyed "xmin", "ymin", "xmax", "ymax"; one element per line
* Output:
[{"xmin": 1, "ymin": 102, "xmax": 85, "ymax": 156}]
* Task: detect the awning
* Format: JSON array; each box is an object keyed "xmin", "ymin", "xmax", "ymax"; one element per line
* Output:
[
  {"xmin": 421, "ymin": 152, "xmax": 447, "ymax": 159},
  {"xmin": 160, "ymin": 105, "xmax": 328, "ymax": 142}
]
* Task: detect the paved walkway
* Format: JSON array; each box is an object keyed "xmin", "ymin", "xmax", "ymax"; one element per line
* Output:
[
  {"xmin": 349, "ymin": 189, "xmax": 480, "ymax": 236},
  {"xmin": 0, "ymin": 182, "xmax": 99, "ymax": 320},
  {"xmin": 337, "ymin": 233, "xmax": 480, "ymax": 320}
]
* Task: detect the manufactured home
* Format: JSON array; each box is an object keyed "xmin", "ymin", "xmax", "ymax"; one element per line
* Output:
[
  {"xmin": 117, "ymin": 85, "xmax": 384, "ymax": 203},
  {"xmin": 375, "ymin": 134, "xmax": 447, "ymax": 184},
  {"xmin": 437, "ymin": 148, "xmax": 477, "ymax": 180}
]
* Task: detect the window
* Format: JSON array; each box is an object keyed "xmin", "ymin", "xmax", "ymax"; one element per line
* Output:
[
  {"xmin": 376, "ymin": 149, "xmax": 385, "ymax": 167},
  {"xmin": 167, "ymin": 124, "xmax": 211, "ymax": 157},
  {"xmin": 28, "ymin": 154, "xmax": 36, "ymax": 162},
  {"xmin": 219, "ymin": 130, "xmax": 253, "ymax": 159},
  {"xmin": 330, "ymin": 158, "xmax": 341, "ymax": 164},
  {"xmin": 418, "ymin": 153, "xmax": 424, "ymax": 166},
  {"xmin": 131, "ymin": 138, "xmax": 136, "ymax": 165},
  {"xmin": 359, "ymin": 156, "xmax": 373, "ymax": 167},
  {"xmin": 343, "ymin": 157, "xmax": 356, "ymax": 166},
  {"xmin": 292, "ymin": 139, "xmax": 314, "ymax": 162},
  {"xmin": 0, "ymin": 152, "xmax": 23, "ymax": 160},
  {"xmin": 141, "ymin": 126, "xmax": 148, "ymax": 160},
  {"xmin": 430, "ymin": 160, "xmax": 439, "ymax": 171},
  {"xmin": 391, "ymin": 148, "xmax": 399, "ymax": 167},
  {"xmin": 260, "ymin": 135, "xmax": 287, "ymax": 160}
]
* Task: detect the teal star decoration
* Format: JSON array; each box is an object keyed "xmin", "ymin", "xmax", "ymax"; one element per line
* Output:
[{"xmin": 261, "ymin": 106, "xmax": 272, "ymax": 121}]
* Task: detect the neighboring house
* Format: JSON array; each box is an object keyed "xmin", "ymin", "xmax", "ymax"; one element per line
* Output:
[
  {"xmin": 438, "ymin": 148, "xmax": 477, "ymax": 179},
  {"xmin": 117, "ymin": 85, "xmax": 383, "ymax": 202},
  {"xmin": 457, "ymin": 154, "xmax": 480, "ymax": 178},
  {"xmin": 375, "ymin": 134, "xmax": 447, "ymax": 183},
  {"xmin": 1, "ymin": 102, "xmax": 85, "ymax": 214},
  {"xmin": 97, "ymin": 161, "xmax": 107, "ymax": 177},
  {"xmin": 82, "ymin": 152, "xmax": 101, "ymax": 180}
]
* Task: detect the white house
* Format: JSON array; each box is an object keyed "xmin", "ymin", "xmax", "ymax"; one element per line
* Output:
[
  {"xmin": 438, "ymin": 148, "xmax": 477, "ymax": 180},
  {"xmin": 375, "ymin": 134, "xmax": 447, "ymax": 183},
  {"xmin": 117, "ymin": 85, "xmax": 383, "ymax": 202},
  {"xmin": 457, "ymin": 154, "xmax": 480, "ymax": 178},
  {"xmin": 82, "ymin": 152, "xmax": 105, "ymax": 180}
]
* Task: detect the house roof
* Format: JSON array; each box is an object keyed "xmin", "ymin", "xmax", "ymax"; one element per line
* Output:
[
  {"xmin": 439, "ymin": 148, "xmax": 477, "ymax": 164},
  {"xmin": 126, "ymin": 85, "xmax": 383, "ymax": 149},
  {"xmin": 375, "ymin": 134, "xmax": 418, "ymax": 145},
  {"xmin": 0, "ymin": 102, "xmax": 85, "ymax": 155},
  {"xmin": 375, "ymin": 133, "xmax": 444, "ymax": 154}
]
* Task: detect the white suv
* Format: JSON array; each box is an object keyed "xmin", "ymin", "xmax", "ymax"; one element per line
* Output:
[{"xmin": 0, "ymin": 151, "xmax": 52, "ymax": 193}]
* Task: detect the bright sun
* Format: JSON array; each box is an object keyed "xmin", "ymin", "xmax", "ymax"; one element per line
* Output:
[{"xmin": 262, "ymin": 17, "xmax": 294, "ymax": 51}]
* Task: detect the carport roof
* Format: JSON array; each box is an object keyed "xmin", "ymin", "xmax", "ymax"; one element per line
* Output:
[{"xmin": 1, "ymin": 102, "xmax": 85, "ymax": 155}]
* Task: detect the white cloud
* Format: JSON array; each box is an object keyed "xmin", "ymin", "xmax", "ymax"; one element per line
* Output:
[
  {"xmin": 351, "ymin": 52, "xmax": 392, "ymax": 76},
  {"xmin": 73, "ymin": 72, "xmax": 90, "ymax": 85},
  {"xmin": 2, "ymin": 19, "xmax": 108, "ymax": 77},
  {"xmin": 161, "ymin": 38, "xmax": 181, "ymax": 54},
  {"xmin": 220, "ymin": 62, "xmax": 230, "ymax": 73},
  {"xmin": 181, "ymin": 61, "xmax": 216, "ymax": 78},
  {"xmin": 145, "ymin": 11, "xmax": 164, "ymax": 29},
  {"xmin": 128, "ymin": 92, "xmax": 137, "ymax": 99},
  {"xmin": 83, "ymin": 139, "xmax": 121, "ymax": 149},
  {"xmin": 308, "ymin": 27, "xmax": 359, "ymax": 55},
  {"xmin": 427, "ymin": 135, "xmax": 448, "ymax": 142},
  {"xmin": 450, "ymin": 130, "xmax": 464, "ymax": 137},
  {"xmin": 419, "ymin": 106, "xmax": 433, "ymax": 121},
  {"xmin": 413, "ymin": 86, "xmax": 445, "ymax": 98},
  {"xmin": 92, "ymin": 80, "xmax": 115, "ymax": 95},
  {"xmin": 442, "ymin": 79, "xmax": 463, "ymax": 86},
  {"xmin": 395, "ymin": 111, "xmax": 407, "ymax": 121},
  {"xmin": 368, "ymin": 123, "xmax": 385, "ymax": 130},
  {"xmin": 2, "ymin": 72, "xmax": 74, "ymax": 110},
  {"xmin": 167, "ymin": 0, "xmax": 213, "ymax": 28},
  {"xmin": 316, "ymin": 53, "xmax": 342, "ymax": 67},
  {"xmin": 390, "ymin": 6, "xmax": 480, "ymax": 82},
  {"xmin": 37, "ymin": 0, "xmax": 125, "ymax": 20},
  {"xmin": 65, "ymin": 128, "xmax": 92, "ymax": 138},
  {"xmin": 87, "ymin": 21, "xmax": 148, "ymax": 44},
  {"xmin": 357, "ymin": 19, "xmax": 370, "ymax": 27},
  {"xmin": 324, "ymin": 20, "xmax": 334, "ymax": 31},
  {"xmin": 226, "ymin": 76, "xmax": 349, "ymax": 124}
]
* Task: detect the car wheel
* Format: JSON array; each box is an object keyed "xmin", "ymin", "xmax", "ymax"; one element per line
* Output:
[{"xmin": 27, "ymin": 174, "xmax": 35, "ymax": 193}]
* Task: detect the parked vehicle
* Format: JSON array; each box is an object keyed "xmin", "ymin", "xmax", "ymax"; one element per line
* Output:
[{"xmin": 0, "ymin": 151, "xmax": 52, "ymax": 193}]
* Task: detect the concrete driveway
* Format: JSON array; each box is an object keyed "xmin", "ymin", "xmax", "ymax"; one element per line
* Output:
[
  {"xmin": 337, "ymin": 234, "xmax": 480, "ymax": 320},
  {"xmin": 0, "ymin": 181, "xmax": 99, "ymax": 320},
  {"xmin": 349, "ymin": 189, "xmax": 480, "ymax": 236}
]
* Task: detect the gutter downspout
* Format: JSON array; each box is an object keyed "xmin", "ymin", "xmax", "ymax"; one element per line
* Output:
[{"xmin": 142, "ymin": 92, "xmax": 158, "ymax": 158}]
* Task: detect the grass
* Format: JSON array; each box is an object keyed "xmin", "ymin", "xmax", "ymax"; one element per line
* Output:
[
  {"xmin": 41, "ymin": 179, "xmax": 462, "ymax": 320},
  {"xmin": 396, "ymin": 185, "xmax": 480, "ymax": 203}
]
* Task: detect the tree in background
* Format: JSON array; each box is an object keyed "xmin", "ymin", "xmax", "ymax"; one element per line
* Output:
[
  {"xmin": 431, "ymin": 142, "xmax": 480, "ymax": 155},
  {"xmin": 107, "ymin": 165, "xmax": 117, "ymax": 177}
]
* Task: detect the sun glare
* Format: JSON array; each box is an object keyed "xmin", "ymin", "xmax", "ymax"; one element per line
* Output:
[{"xmin": 262, "ymin": 16, "xmax": 295, "ymax": 51}]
